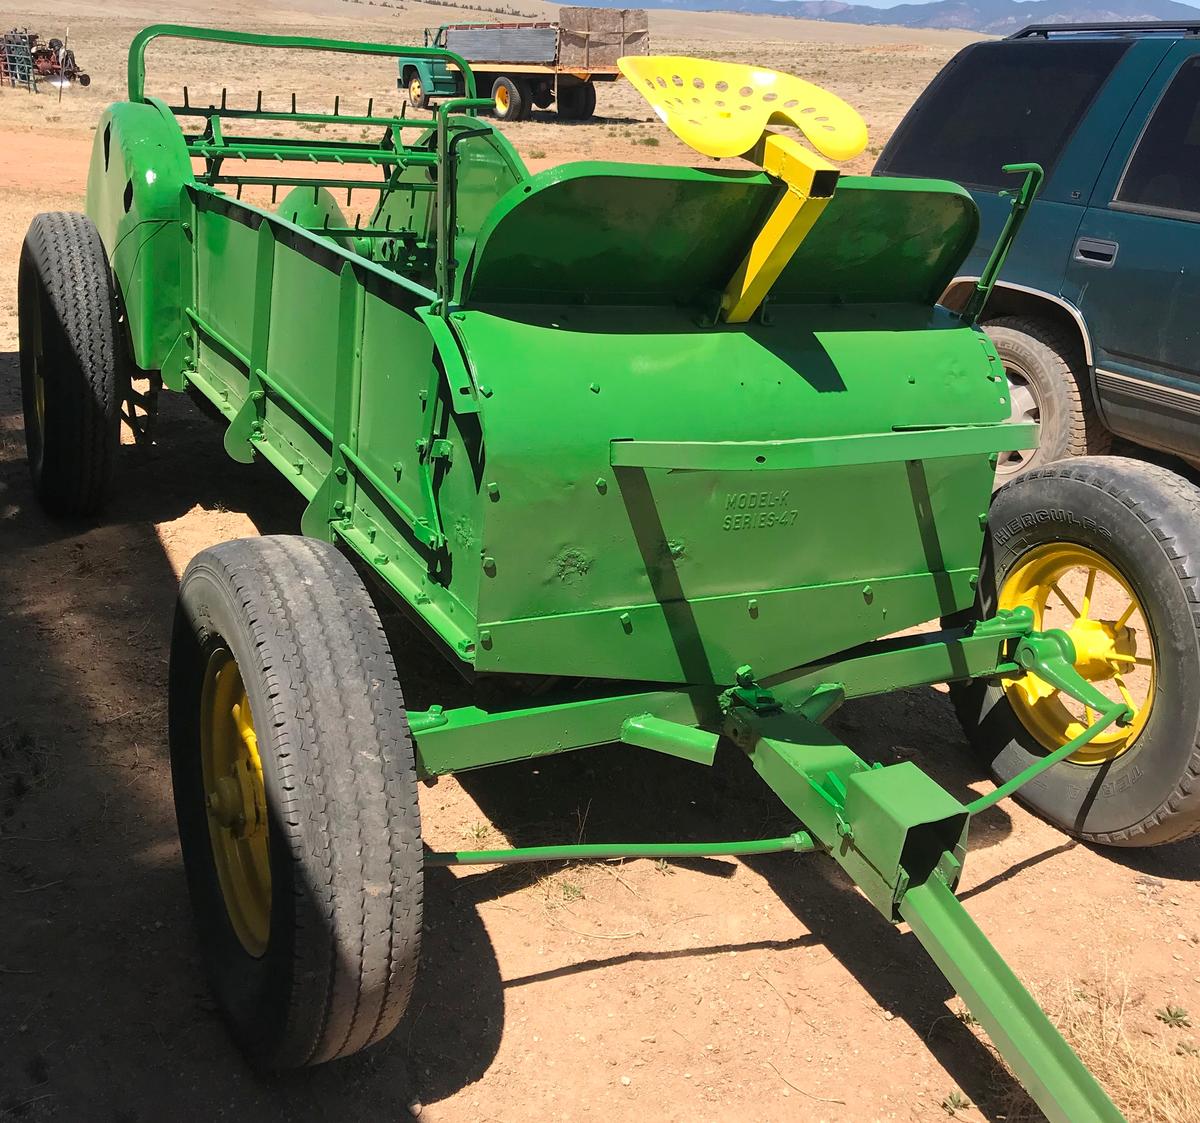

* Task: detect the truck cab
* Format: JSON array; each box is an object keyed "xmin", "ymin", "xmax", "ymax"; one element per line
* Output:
[{"xmin": 876, "ymin": 22, "xmax": 1200, "ymax": 479}]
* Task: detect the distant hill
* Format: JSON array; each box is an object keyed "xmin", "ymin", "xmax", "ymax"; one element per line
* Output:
[{"xmin": 604, "ymin": 0, "xmax": 1200, "ymax": 34}]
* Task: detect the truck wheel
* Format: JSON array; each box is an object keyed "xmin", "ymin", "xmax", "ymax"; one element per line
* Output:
[
  {"xmin": 558, "ymin": 82, "xmax": 597, "ymax": 121},
  {"xmin": 406, "ymin": 72, "xmax": 429, "ymax": 110},
  {"xmin": 986, "ymin": 315, "xmax": 1109, "ymax": 483},
  {"xmin": 955, "ymin": 457, "xmax": 1200, "ymax": 846},
  {"xmin": 17, "ymin": 212, "xmax": 123, "ymax": 517},
  {"xmin": 169, "ymin": 535, "xmax": 423, "ymax": 1067},
  {"xmin": 491, "ymin": 76, "xmax": 525, "ymax": 122}
]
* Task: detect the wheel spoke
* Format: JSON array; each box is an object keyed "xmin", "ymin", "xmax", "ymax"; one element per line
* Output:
[
  {"xmin": 1049, "ymin": 581, "xmax": 1081, "ymax": 620},
  {"xmin": 1115, "ymin": 599, "xmax": 1138, "ymax": 630},
  {"xmin": 1114, "ymin": 673, "xmax": 1139, "ymax": 717},
  {"xmin": 1080, "ymin": 567, "xmax": 1097, "ymax": 619}
]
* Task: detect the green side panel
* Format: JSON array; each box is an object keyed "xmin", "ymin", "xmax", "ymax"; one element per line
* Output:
[
  {"xmin": 182, "ymin": 188, "xmax": 481, "ymax": 653},
  {"xmin": 85, "ymin": 99, "xmax": 194, "ymax": 371},
  {"xmin": 458, "ymin": 301, "xmax": 1005, "ymax": 682},
  {"xmin": 462, "ymin": 165, "xmax": 976, "ymax": 307}
]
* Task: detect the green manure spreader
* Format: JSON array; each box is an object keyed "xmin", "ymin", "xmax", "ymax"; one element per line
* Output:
[{"xmin": 18, "ymin": 26, "xmax": 1200, "ymax": 1119}]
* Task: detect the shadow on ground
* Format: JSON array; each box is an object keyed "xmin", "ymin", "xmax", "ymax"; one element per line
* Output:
[{"xmin": 0, "ymin": 354, "xmax": 501, "ymax": 1120}]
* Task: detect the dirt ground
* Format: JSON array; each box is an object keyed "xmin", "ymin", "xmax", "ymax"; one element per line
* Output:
[{"xmin": 2, "ymin": 1, "xmax": 1200, "ymax": 1120}]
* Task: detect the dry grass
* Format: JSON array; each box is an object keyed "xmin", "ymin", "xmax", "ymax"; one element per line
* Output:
[{"xmin": 985, "ymin": 968, "xmax": 1200, "ymax": 1123}]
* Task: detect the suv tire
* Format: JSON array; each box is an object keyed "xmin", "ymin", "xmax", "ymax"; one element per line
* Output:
[{"xmin": 986, "ymin": 315, "xmax": 1109, "ymax": 482}]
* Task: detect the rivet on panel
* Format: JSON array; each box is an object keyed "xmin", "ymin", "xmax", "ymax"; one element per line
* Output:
[
  {"xmin": 595, "ymin": 477, "xmax": 607, "ymax": 494},
  {"xmin": 480, "ymin": 629, "xmax": 493, "ymax": 650},
  {"xmin": 619, "ymin": 612, "xmax": 633, "ymax": 634},
  {"xmin": 482, "ymin": 555, "xmax": 497, "ymax": 576},
  {"xmin": 334, "ymin": 466, "xmax": 347, "ymax": 482},
  {"xmin": 748, "ymin": 598, "xmax": 759, "ymax": 618},
  {"xmin": 589, "ymin": 382, "xmax": 601, "ymax": 393},
  {"xmin": 487, "ymin": 481, "xmax": 500, "ymax": 501},
  {"xmin": 862, "ymin": 584, "xmax": 873, "ymax": 604}
]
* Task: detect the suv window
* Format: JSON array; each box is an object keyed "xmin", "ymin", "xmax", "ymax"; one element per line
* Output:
[
  {"xmin": 1116, "ymin": 57, "xmax": 1200, "ymax": 218},
  {"xmin": 878, "ymin": 41, "xmax": 1128, "ymax": 189}
]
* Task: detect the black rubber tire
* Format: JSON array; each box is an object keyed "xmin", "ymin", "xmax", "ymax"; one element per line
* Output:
[
  {"xmin": 557, "ymin": 82, "xmax": 597, "ymax": 121},
  {"xmin": 169, "ymin": 535, "xmax": 423, "ymax": 1067},
  {"xmin": 986, "ymin": 315, "xmax": 1110, "ymax": 484},
  {"xmin": 491, "ymin": 76, "xmax": 525, "ymax": 122},
  {"xmin": 530, "ymin": 82, "xmax": 553, "ymax": 110},
  {"xmin": 17, "ymin": 212, "xmax": 123, "ymax": 516},
  {"xmin": 955, "ymin": 457, "xmax": 1200, "ymax": 846}
]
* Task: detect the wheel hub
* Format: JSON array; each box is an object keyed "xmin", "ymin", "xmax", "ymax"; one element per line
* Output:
[{"xmin": 998, "ymin": 543, "xmax": 1155, "ymax": 764}]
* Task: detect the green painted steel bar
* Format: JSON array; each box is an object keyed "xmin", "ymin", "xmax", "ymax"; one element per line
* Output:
[
  {"xmin": 610, "ymin": 422, "xmax": 1039, "ymax": 473},
  {"xmin": 127, "ymin": 25, "xmax": 478, "ymax": 104},
  {"xmin": 425, "ymin": 831, "xmax": 819, "ymax": 866},
  {"xmin": 172, "ymin": 105, "xmax": 414, "ymax": 128},
  {"xmin": 435, "ymin": 98, "xmax": 498, "ymax": 313},
  {"xmin": 966, "ymin": 706, "xmax": 1127, "ymax": 816},
  {"xmin": 199, "ymin": 176, "xmax": 394, "ymax": 191},
  {"xmin": 963, "ymin": 162, "xmax": 1044, "ymax": 324},
  {"xmin": 186, "ymin": 142, "xmax": 439, "ymax": 166},
  {"xmin": 900, "ymin": 876, "xmax": 1123, "ymax": 1123},
  {"xmin": 338, "ymin": 442, "xmax": 444, "ymax": 550}
]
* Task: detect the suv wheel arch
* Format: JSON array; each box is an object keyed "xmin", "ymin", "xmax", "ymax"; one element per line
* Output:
[{"xmin": 939, "ymin": 279, "xmax": 1095, "ymax": 368}]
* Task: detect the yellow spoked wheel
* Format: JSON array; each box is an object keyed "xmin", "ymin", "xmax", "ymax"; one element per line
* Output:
[
  {"xmin": 200, "ymin": 648, "xmax": 271, "ymax": 957},
  {"xmin": 409, "ymin": 76, "xmax": 424, "ymax": 105},
  {"xmin": 999, "ymin": 543, "xmax": 1155, "ymax": 764},
  {"xmin": 494, "ymin": 83, "xmax": 510, "ymax": 115}
]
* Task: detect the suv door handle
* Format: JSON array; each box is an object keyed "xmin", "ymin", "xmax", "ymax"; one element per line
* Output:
[{"xmin": 1074, "ymin": 237, "xmax": 1119, "ymax": 266}]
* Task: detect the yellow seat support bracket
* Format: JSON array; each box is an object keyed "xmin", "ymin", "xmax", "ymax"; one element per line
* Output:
[
  {"xmin": 721, "ymin": 134, "xmax": 839, "ymax": 324},
  {"xmin": 616, "ymin": 54, "xmax": 870, "ymax": 324}
]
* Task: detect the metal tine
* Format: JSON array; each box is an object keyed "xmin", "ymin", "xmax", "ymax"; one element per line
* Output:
[
  {"xmin": 271, "ymin": 184, "xmax": 278, "ymax": 205},
  {"xmin": 236, "ymin": 183, "xmax": 243, "ymax": 200},
  {"xmin": 367, "ymin": 96, "xmax": 374, "ymax": 117},
  {"xmin": 221, "ymin": 86, "xmax": 227, "ymax": 110},
  {"xmin": 183, "ymin": 85, "xmax": 190, "ymax": 108},
  {"xmin": 333, "ymin": 95, "xmax": 340, "ymax": 116},
  {"xmin": 291, "ymin": 91, "xmax": 297, "ymax": 114},
  {"xmin": 256, "ymin": 90, "xmax": 262, "ymax": 112}
]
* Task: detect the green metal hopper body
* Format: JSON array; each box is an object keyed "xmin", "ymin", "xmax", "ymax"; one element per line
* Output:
[{"xmin": 89, "ymin": 61, "xmax": 1014, "ymax": 689}]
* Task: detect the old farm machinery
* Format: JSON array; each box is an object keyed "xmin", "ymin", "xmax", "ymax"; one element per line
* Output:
[{"xmin": 18, "ymin": 26, "xmax": 1200, "ymax": 1120}]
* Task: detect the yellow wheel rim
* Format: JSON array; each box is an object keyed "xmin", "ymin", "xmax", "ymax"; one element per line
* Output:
[
  {"xmin": 200, "ymin": 649, "xmax": 271, "ymax": 957},
  {"xmin": 999, "ymin": 543, "xmax": 1156, "ymax": 764},
  {"xmin": 495, "ymin": 84, "xmax": 509, "ymax": 113},
  {"xmin": 409, "ymin": 77, "xmax": 422, "ymax": 102}
]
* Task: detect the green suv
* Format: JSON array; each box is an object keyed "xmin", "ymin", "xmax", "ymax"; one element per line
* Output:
[{"xmin": 877, "ymin": 22, "xmax": 1200, "ymax": 481}]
